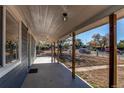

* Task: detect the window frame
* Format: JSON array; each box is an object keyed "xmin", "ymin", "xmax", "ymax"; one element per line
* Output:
[
  {"xmin": 5, "ymin": 10, "xmax": 20, "ymax": 64},
  {"xmin": 0, "ymin": 6, "xmax": 21, "ymax": 78}
]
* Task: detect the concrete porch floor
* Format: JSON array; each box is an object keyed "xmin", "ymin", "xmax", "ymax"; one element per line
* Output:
[{"xmin": 21, "ymin": 57, "xmax": 91, "ymax": 88}]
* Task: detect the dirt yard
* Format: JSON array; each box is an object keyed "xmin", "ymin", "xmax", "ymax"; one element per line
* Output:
[
  {"xmin": 60, "ymin": 52, "xmax": 124, "ymax": 88},
  {"xmin": 76, "ymin": 67, "xmax": 124, "ymax": 88},
  {"xmin": 60, "ymin": 52, "xmax": 124, "ymax": 68}
]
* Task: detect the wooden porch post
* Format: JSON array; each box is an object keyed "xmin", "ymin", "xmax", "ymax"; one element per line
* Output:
[
  {"xmin": 57, "ymin": 41, "xmax": 59, "ymax": 63},
  {"xmin": 72, "ymin": 32, "xmax": 76, "ymax": 79},
  {"xmin": 51, "ymin": 43, "xmax": 53, "ymax": 63},
  {"xmin": 53, "ymin": 42, "xmax": 56, "ymax": 63},
  {"xmin": 109, "ymin": 13, "xmax": 117, "ymax": 88},
  {"xmin": 60, "ymin": 41, "xmax": 62, "ymax": 55}
]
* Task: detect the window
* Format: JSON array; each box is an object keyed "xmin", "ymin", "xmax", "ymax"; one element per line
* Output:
[
  {"xmin": 0, "ymin": 8, "xmax": 21, "ymax": 78},
  {"xmin": 6, "ymin": 11, "xmax": 19, "ymax": 64}
]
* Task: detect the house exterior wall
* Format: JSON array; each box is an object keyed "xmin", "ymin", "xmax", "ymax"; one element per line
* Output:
[
  {"xmin": 0, "ymin": 6, "xmax": 36, "ymax": 88},
  {"xmin": 30, "ymin": 35, "xmax": 36, "ymax": 65},
  {"xmin": 27, "ymin": 30, "xmax": 36, "ymax": 67},
  {"xmin": 0, "ymin": 7, "xmax": 3, "ymax": 66}
]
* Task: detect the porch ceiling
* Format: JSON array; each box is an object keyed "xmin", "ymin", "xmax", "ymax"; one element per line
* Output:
[{"xmin": 15, "ymin": 5, "xmax": 124, "ymax": 42}]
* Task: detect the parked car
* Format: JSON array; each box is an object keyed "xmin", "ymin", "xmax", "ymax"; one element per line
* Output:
[
  {"xmin": 119, "ymin": 50, "xmax": 124, "ymax": 55},
  {"xmin": 79, "ymin": 48, "xmax": 91, "ymax": 54},
  {"xmin": 105, "ymin": 48, "xmax": 123, "ymax": 55}
]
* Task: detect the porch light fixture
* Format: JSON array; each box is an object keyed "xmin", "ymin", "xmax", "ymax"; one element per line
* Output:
[{"xmin": 63, "ymin": 13, "xmax": 68, "ymax": 21}]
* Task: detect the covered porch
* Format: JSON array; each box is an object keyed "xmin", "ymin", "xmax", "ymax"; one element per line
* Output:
[
  {"xmin": 22, "ymin": 57, "xmax": 91, "ymax": 88},
  {"xmin": 1, "ymin": 5, "xmax": 124, "ymax": 88}
]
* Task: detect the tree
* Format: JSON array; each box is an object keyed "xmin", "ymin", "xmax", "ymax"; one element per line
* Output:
[
  {"xmin": 101, "ymin": 33, "xmax": 109, "ymax": 50},
  {"xmin": 61, "ymin": 38, "xmax": 71, "ymax": 49},
  {"xmin": 92, "ymin": 33, "xmax": 109, "ymax": 50},
  {"xmin": 88, "ymin": 40, "xmax": 97, "ymax": 50},
  {"xmin": 92, "ymin": 33, "xmax": 101, "ymax": 46},
  {"xmin": 87, "ymin": 33, "xmax": 109, "ymax": 57},
  {"xmin": 75, "ymin": 39, "xmax": 83, "ymax": 49},
  {"xmin": 117, "ymin": 40, "xmax": 124, "ymax": 49}
]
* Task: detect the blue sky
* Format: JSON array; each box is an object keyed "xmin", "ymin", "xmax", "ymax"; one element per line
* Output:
[{"xmin": 76, "ymin": 18, "xmax": 124, "ymax": 44}]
